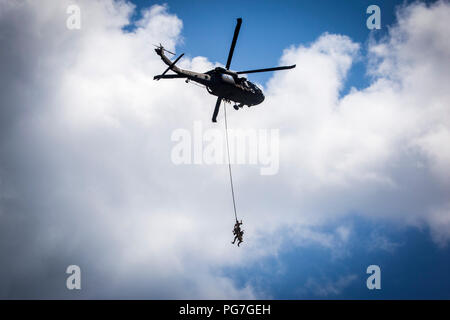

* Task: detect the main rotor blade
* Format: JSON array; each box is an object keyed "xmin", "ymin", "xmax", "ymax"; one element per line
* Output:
[
  {"xmin": 161, "ymin": 53, "xmax": 184, "ymax": 76},
  {"xmin": 236, "ymin": 64, "xmax": 296, "ymax": 74},
  {"xmin": 225, "ymin": 18, "xmax": 242, "ymax": 70},
  {"xmin": 212, "ymin": 97, "xmax": 222, "ymax": 123}
]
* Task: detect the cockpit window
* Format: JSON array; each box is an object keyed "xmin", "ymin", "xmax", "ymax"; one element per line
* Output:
[
  {"xmin": 245, "ymin": 81, "xmax": 261, "ymax": 92},
  {"xmin": 221, "ymin": 74, "xmax": 235, "ymax": 83}
]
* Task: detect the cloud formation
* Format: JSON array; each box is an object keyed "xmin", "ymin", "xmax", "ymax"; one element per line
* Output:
[
  {"xmin": 300, "ymin": 274, "xmax": 358, "ymax": 297},
  {"xmin": 0, "ymin": 0, "xmax": 449, "ymax": 298},
  {"xmin": 245, "ymin": 1, "xmax": 450, "ymax": 245}
]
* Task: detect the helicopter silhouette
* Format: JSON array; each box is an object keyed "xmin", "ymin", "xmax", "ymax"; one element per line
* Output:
[{"xmin": 153, "ymin": 18, "xmax": 296, "ymax": 122}]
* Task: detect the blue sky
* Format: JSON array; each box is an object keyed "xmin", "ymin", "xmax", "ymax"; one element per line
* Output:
[
  {"xmin": 0, "ymin": 0, "xmax": 449, "ymax": 299},
  {"xmin": 125, "ymin": 0, "xmax": 449, "ymax": 299},
  {"xmin": 222, "ymin": 217, "xmax": 450, "ymax": 299}
]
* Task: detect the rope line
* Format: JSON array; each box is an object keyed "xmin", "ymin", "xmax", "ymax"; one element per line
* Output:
[{"xmin": 223, "ymin": 100, "xmax": 239, "ymax": 222}]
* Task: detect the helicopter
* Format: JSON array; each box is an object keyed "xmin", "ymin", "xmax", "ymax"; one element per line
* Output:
[{"xmin": 153, "ymin": 18, "xmax": 296, "ymax": 122}]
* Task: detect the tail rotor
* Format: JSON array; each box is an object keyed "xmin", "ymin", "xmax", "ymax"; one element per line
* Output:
[{"xmin": 153, "ymin": 43, "xmax": 176, "ymax": 56}]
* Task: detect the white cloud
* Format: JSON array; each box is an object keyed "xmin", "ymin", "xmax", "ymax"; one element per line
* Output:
[
  {"xmin": 426, "ymin": 203, "xmax": 450, "ymax": 247},
  {"xmin": 0, "ymin": 0, "xmax": 449, "ymax": 298},
  {"xmin": 238, "ymin": 0, "xmax": 450, "ymax": 243},
  {"xmin": 299, "ymin": 274, "xmax": 358, "ymax": 297},
  {"xmin": 368, "ymin": 231, "xmax": 403, "ymax": 253}
]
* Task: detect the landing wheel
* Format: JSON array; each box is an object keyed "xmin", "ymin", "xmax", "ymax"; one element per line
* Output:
[{"xmin": 233, "ymin": 104, "xmax": 239, "ymax": 110}]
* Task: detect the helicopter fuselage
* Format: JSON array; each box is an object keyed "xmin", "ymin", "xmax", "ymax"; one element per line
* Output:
[
  {"xmin": 154, "ymin": 48, "xmax": 264, "ymax": 107},
  {"xmin": 206, "ymin": 68, "xmax": 265, "ymax": 106}
]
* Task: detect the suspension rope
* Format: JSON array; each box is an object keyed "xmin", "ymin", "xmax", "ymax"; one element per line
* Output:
[{"xmin": 223, "ymin": 100, "xmax": 239, "ymax": 222}]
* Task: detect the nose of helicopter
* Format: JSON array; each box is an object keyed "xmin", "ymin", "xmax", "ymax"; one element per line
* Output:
[{"xmin": 258, "ymin": 92, "xmax": 265, "ymax": 104}]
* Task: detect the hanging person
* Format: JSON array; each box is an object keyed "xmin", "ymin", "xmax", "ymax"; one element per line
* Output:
[{"xmin": 232, "ymin": 220, "xmax": 244, "ymax": 246}]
